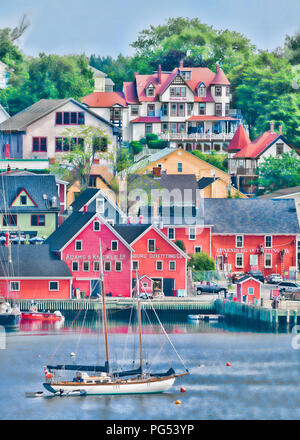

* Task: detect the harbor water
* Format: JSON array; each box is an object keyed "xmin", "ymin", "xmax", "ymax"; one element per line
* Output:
[{"xmin": 0, "ymin": 316, "xmax": 300, "ymax": 420}]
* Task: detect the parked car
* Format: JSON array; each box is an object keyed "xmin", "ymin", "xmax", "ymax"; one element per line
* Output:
[
  {"xmin": 277, "ymin": 281, "xmax": 300, "ymax": 293},
  {"xmin": 196, "ymin": 281, "xmax": 227, "ymax": 295},
  {"xmin": 139, "ymin": 292, "xmax": 153, "ymax": 300},
  {"xmin": 266, "ymin": 273, "xmax": 283, "ymax": 284},
  {"xmin": 246, "ymin": 270, "xmax": 264, "ymax": 283}
]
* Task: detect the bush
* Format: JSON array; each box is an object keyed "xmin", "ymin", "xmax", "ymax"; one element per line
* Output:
[
  {"xmin": 130, "ymin": 141, "xmax": 143, "ymax": 155},
  {"xmin": 188, "ymin": 251, "xmax": 216, "ymax": 271},
  {"xmin": 148, "ymin": 139, "xmax": 167, "ymax": 149},
  {"xmin": 146, "ymin": 133, "xmax": 159, "ymax": 142}
]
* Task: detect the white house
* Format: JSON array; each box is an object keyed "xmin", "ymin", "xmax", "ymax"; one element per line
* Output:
[
  {"xmin": 0, "ymin": 98, "xmax": 120, "ymax": 160},
  {"xmin": 228, "ymin": 122, "xmax": 299, "ymax": 194},
  {"xmin": 82, "ymin": 61, "xmax": 242, "ymax": 151}
]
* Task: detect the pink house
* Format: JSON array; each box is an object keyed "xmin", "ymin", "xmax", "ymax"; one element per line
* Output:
[
  {"xmin": 47, "ymin": 212, "xmax": 133, "ymax": 297},
  {"xmin": 236, "ymin": 275, "xmax": 261, "ymax": 304}
]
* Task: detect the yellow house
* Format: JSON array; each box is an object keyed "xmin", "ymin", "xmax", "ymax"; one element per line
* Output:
[{"xmin": 126, "ymin": 148, "xmax": 246, "ymax": 198}]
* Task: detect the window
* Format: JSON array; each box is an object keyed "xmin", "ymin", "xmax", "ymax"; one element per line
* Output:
[
  {"xmin": 93, "ymin": 261, "xmax": 100, "ymax": 272},
  {"xmin": 3, "ymin": 215, "xmax": 17, "ymax": 226},
  {"xmin": 181, "ymin": 71, "xmax": 191, "ymax": 80},
  {"xmin": 156, "ymin": 261, "xmax": 163, "ymax": 271},
  {"xmin": 72, "ymin": 261, "xmax": 79, "ymax": 271},
  {"xmin": 96, "ymin": 198, "xmax": 104, "ymax": 214},
  {"xmin": 226, "ymin": 86, "xmax": 230, "ymax": 96},
  {"xmin": 132, "ymin": 261, "xmax": 139, "ymax": 270},
  {"xmin": 10, "ymin": 281, "xmax": 20, "ymax": 291},
  {"xmin": 178, "ymin": 103, "xmax": 185, "ymax": 117},
  {"xmin": 83, "ymin": 261, "xmax": 90, "ymax": 271},
  {"xmin": 20, "ymin": 195, "xmax": 27, "ymax": 205},
  {"xmin": 198, "ymin": 84, "xmax": 206, "ymax": 97},
  {"xmin": 75, "ymin": 240, "xmax": 82, "ymax": 251},
  {"xmin": 178, "ymin": 162, "xmax": 183, "ymax": 172},
  {"xmin": 32, "ymin": 137, "xmax": 47, "ymax": 152},
  {"xmin": 265, "ymin": 236, "xmax": 272, "ymax": 248},
  {"xmin": 145, "ymin": 124, "xmax": 152, "ymax": 134},
  {"xmin": 187, "ymin": 103, "xmax": 193, "ymax": 116},
  {"xmin": 93, "ymin": 221, "xmax": 100, "ymax": 231},
  {"xmin": 55, "ymin": 112, "xmax": 85, "ymax": 125},
  {"xmin": 236, "ymin": 235, "xmax": 244, "ymax": 248},
  {"xmin": 215, "ymin": 103, "xmax": 222, "ymax": 116},
  {"xmin": 55, "ymin": 137, "xmax": 84, "ymax": 152},
  {"xmin": 115, "ymin": 261, "xmax": 122, "ymax": 272},
  {"xmin": 199, "ymin": 103, "xmax": 206, "ymax": 115},
  {"xmin": 31, "ymin": 215, "xmax": 45, "ymax": 226},
  {"xmin": 168, "ymin": 228, "xmax": 175, "ymax": 240},
  {"xmin": 249, "ymin": 254, "xmax": 258, "ymax": 266},
  {"xmin": 189, "ymin": 227, "xmax": 196, "ymax": 240},
  {"xmin": 131, "ymin": 106, "xmax": 139, "ymax": 116},
  {"xmin": 104, "ymin": 261, "xmax": 111, "ymax": 272},
  {"xmin": 89, "ymin": 176, "xmax": 97, "ymax": 188},
  {"xmin": 194, "ymin": 246, "xmax": 202, "ymax": 254},
  {"xmin": 146, "ymin": 85, "xmax": 155, "ymax": 97},
  {"xmin": 248, "ymin": 287, "xmax": 254, "ymax": 295},
  {"xmin": 111, "ymin": 240, "xmax": 118, "ymax": 251},
  {"xmin": 225, "ymin": 103, "xmax": 229, "ymax": 116},
  {"xmin": 170, "ymin": 87, "xmax": 186, "ymax": 97},
  {"xmin": 169, "ymin": 261, "xmax": 176, "ymax": 271},
  {"xmin": 264, "ymin": 254, "xmax": 272, "ymax": 268},
  {"xmin": 147, "ymin": 104, "xmax": 155, "ymax": 116},
  {"xmin": 276, "ymin": 143, "xmax": 284, "ymax": 155},
  {"xmin": 148, "ymin": 239, "xmax": 155, "ymax": 252},
  {"xmin": 49, "ymin": 281, "xmax": 59, "ymax": 291},
  {"xmin": 215, "ymin": 86, "xmax": 222, "ymax": 97},
  {"xmin": 161, "ymin": 104, "xmax": 168, "ymax": 117},
  {"xmin": 236, "ymin": 253, "xmax": 244, "ymax": 268}
]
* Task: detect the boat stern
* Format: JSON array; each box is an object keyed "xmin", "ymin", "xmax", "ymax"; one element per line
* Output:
[{"xmin": 43, "ymin": 382, "xmax": 57, "ymax": 394}]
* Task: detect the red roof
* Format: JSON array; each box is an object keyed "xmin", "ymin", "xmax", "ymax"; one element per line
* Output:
[
  {"xmin": 234, "ymin": 131, "xmax": 281, "ymax": 158},
  {"xmin": 81, "ymin": 92, "xmax": 127, "ymax": 108},
  {"xmin": 123, "ymin": 82, "xmax": 139, "ymax": 104},
  {"xmin": 131, "ymin": 117, "xmax": 161, "ymax": 123},
  {"xmin": 187, "ymin": 116, "xmax": 238, "ymax": 121},
  {"xmin": 227, "ymin": 124, "xmax": 251, "ymax": 152},
  {"xmin": 210, "ymin": 67, "xmax": 231, "ymax": 85}
]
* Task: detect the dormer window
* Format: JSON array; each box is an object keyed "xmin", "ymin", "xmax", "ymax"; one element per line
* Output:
[
  {"xmin": 198, "ymin": 83, "xmax": 206, "ymax": 98},
  {"xmin": 146, "ymin": 84, "xmax": 155, "ymax": 97},
  {"xmin": 181, "ymin": 71, "xmax": 191, "ymax": 80}
]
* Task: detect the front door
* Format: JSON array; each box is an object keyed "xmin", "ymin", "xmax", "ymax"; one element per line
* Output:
[
  {"xmin": 90, "ymin": 279, "xmax": 101, "ymax": 297},
  {"xmin": 217, "ymin": 255, "xmax": 223, "ymax": 271},
  {"xmin": 152, "ymin": 278, "xmax": 163, "ymax": 296},
  {"xmin": 163, "ymin": 278, "xmax": 175, "ymax": 297}
]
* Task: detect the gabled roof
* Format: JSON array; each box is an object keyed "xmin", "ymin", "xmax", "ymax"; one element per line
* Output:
[
  {"xmin": 0, "ymin": 244, "xmax": 72, "ymax": 278},
  {"xmin": 234, "ymin": 131, "xmax": 289, "ymax": 159},
  {"xmin": 124, "ymin": 148, "xmax": 176, "ymax": 175},
  {"xmin": 81, "ymin": 92, "xmax": 127, "ymax": 108},
  {"xmin": 227, "ymin": 124, "xmax": 251, "ymax": 152},
  {"xmin": 0, "ymin": 98, "xmax": 118, "ymax": 132},
  {"xmin": 88, "ymin": 65, "xmax": 107, "ymax": 78},
  {"xmin": 198, "ymin": 177, "xmax": 219, "ymax": 190},
  {"xmin": 237, "ymin": 275, "xmax": 262, "ymax": 285},
  {"xmin": 123, "ymin": 82, "xmax": 139, "ymax": 104},
  {"xmin": 258, "ymin": 186, "xmax": 300, "ymax": 199},
  {"xmin": 0, "ymin": 174, "xmax": 60, "ymax": 213},
  {"xmin": 113, "ymin": 224, "xmax": 150, "ymax": 244},
  {"xmin": 46, "ymin": 212, "xmax": 132, "ymax": 252}
]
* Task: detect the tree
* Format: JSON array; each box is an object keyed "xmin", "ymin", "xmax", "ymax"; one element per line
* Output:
[
  {"xmin": 188, "ymin": 251, "xmax": 215, "ymax": 271},
  {"xmin": 253, "ymin": 150, "xmax": 300, "ymax": 194},
  {"xmin": 174, "ymin": 240, "xmax": 186, "ymax": 252},
  {"xmin": 50, "ymin": 125, "xmax": 112, "ymax": 190},
  {"xmin": 192, "ymin": 150, "xmax": 228, "ymax": 171}
]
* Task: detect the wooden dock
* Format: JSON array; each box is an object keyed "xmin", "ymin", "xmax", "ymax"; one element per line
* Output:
[{"xmin": 12, "ymin": 297, "xmax": 217, "ymax": 315}]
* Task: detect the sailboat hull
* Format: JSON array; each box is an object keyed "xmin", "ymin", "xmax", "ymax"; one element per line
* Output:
[{"xmin": 43, "ymin": 376, "xmax": 176, "ymax": 395}]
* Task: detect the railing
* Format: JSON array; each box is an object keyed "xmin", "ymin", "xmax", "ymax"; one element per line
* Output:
[
  {"xmin": 159, "ymin": 132, "xmax": 235, "ymax": 141},
  {"xmin": 236, "ymin": 168, "xmax": 257, "ymax": 176}
]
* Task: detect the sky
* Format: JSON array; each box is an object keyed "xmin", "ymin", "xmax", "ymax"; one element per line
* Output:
[{"xmin": 0, "ymin": 0, "xmax": 299, "ymax": 58}]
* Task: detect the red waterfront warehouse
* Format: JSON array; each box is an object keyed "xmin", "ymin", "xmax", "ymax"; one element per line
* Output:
[
  {"xmin": 114, "ymin": 224, "xmax": 189, "ymax": 296},
  {"xmin": 46, "ymin": 212, "xmax": 133, "ymax": 297}
]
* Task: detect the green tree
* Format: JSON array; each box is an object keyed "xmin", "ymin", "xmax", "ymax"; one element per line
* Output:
[
  {"xmin": 253, "ymin": 150, "xmax": 300, "ymax": 194},
  {"xmin": 192, "ymin": 150, "xmax": 228, "ymax": 172},
  {"xmin": 50, "ymin": 125, "xmax": 112, "ymax": 189},
  {"xmin": 188, "ymin": 251, "xmax": 216, "ymax": 271},
  {"xmin": 174, "ymin": 240, "xmax": 186, "ymax": 252}
]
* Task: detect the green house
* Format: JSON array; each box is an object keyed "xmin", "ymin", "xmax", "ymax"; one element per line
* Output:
[{"xmin": 0, "ymin": 172, "xmax": 60, "ymax": 239}]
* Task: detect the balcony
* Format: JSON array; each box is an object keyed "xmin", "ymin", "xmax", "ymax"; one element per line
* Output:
[
  {"xmin": 236, "ymin": 167, "xmax": 257, "ymax": 176},
  {"xmin": 159, "ymin": 132, "xmax": 235, "ymax": 141}
]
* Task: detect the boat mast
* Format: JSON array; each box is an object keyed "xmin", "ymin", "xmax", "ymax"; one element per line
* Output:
[
  {"xmin": 136, "ymin": 271, "xmax": 143, "ymax": 375},
  {"xmin": 99, "ymin": 238, "xmax": 109, "ymax": 373}
]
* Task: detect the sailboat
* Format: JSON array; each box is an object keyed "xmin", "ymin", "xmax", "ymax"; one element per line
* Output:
[{"xmin": 43, "ymin": 240, "xmax": 189, "ymax": 395}]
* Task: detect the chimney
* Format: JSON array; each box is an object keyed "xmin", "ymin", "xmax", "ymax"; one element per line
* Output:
[
  {"xmin": 153, "ymin": 167, "xmax": 161, "ymax": 178},
  {"xmin": 270, "ymin": 121, "xmax": 274, "ymax": 133},
  {"xmin": 93, "ymin": 158, "xmax": 100, "ymax": 165},
  {"xmin": 158, "ymin": 64, "xmax": 162, "ymax": 84},
  {"xmin": 279, "ymin": 125, "xmax": 283, "ymax": 135},
  {"xmin": 179, "ymin": 59, "xmax": 184, "ymax": 69}
]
